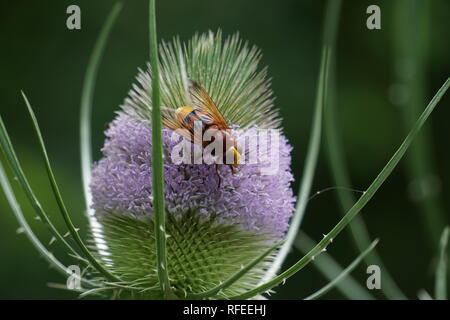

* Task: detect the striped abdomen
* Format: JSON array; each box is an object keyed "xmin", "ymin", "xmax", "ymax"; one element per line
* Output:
[{"xmin": 175, "ymin": 106, "xmax": 240, "ymax": 167}]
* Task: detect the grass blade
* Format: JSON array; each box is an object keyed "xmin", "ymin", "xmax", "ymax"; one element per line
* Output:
[
  {"xmin": 295, "ymin": 232, "xmax": 374, "ymax": 300},
  {"xmin": 148, "ymin": 0, "xmax": 171, "ymax": 298},
  {"xmin": 185, "ymin": 240, "xmax": 284, "ymax": 299},
  {"xmin": 0, "ymin": 115, "xmax": 83, "ymax": 262},
  {"xmin": 80, "ymin": 2, "xmax": 122, "ymax": 213},
  {"xmin": 229, "ymin": 77, "xmax": 449, "ymax": 299},
  {"xmin": 435, "ymin": 226, "xmax": 449, "ymax": 300},
  {"xmin": 303, "ymin": 239, "xmax": 379, "ymax": 300},
  {"xmin": 22, "ymin": 92, "xmax": 121, "ymax": 282}
]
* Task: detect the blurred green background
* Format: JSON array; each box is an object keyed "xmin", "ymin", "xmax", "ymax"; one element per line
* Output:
[{"xmin": 0, "ymin": 0, "xmax": 449, "ymax": 299}]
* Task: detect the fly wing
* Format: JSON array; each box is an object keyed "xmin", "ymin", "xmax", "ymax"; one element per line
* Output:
[
  {"xmin": 161, "ymin": 107, "xmax": 194, "ymax": 143},
  {"xmin": 187, "ymin": 79, "xmax": 230, "ymax": 130}
]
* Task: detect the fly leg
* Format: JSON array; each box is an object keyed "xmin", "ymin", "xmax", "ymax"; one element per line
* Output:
[
  {"xmin": 230, "ymin": 165, "xmax": 238, "ymax": 175},
  {"xmin": 215, "ymin": 164, "xmax": 222, "ymax": 189}
]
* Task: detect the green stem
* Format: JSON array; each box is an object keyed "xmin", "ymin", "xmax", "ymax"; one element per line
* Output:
[{"xmin": 149, "ymin": 0, "xmax": 171, "ymax": 298}]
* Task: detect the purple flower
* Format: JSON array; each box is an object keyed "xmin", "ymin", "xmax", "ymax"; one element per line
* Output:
[{"xmin": 91, "ymin": 112, "xmax": 295, "ymax": 238}]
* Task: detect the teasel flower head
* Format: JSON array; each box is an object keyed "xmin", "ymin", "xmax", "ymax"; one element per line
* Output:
[{"xmin": 89, "ymin": 31, "xmax": 295, "ymax": 299}]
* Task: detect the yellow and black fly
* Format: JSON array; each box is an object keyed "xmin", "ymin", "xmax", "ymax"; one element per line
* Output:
[{"xmin": 162, "ymin": 79, "xmax": 241, "ymax": 173}]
